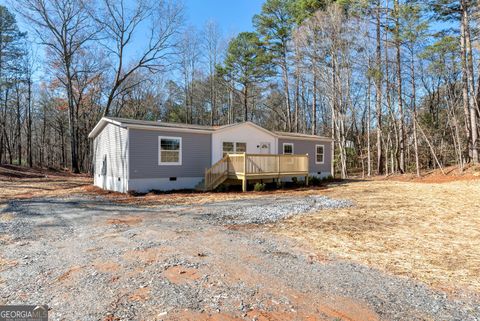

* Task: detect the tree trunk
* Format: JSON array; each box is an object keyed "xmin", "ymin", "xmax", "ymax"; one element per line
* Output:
[
  {"xmin": 462, "ymin": 1, "xmax": 479, "ymax": 163},
  {"xmin": 312, "ymin": 70, "xmax": 317, "ymax": 135},
  {"xmin": 367, "ymin": 76, "xmax": 372, "ymax": 176},
  {"xmin": 375, "ymin": 1, "xmax": 384, "ymax": 175},
  {"xmin": 460, "ymin": 1, "xmax": 473, "ymax": 162},
  {"xmin": 282, "ymin": 60, "xmax": 291, "ymax": 131},
  {"xmin": 15, "ymin": 83, "xmax": 21, "ymax": 166},
  {"xmin": 27, "ymin": 75, "xmax": 33, "ymax": 167},
  {"xmin": 66, "ymin": 61, "xmax": 80, "ymax": 173},
  {"xmin": 410, "ymin": 54, "xmax": 420, "ymax": 177},
  {"xmin": 243, "ymin": 84, "xmax": 248, "ymax": 122},
  {"xmin": 394, "ymin": 0, "xmax": 405, "ymax": 173}
]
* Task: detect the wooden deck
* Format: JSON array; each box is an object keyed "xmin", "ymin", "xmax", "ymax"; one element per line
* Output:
[{"xmin": 204, "ymin": 153, "xmax": 309, "ymax": 191}]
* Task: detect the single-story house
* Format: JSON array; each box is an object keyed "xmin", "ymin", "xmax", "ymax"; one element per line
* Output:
[{"xmin": 88, "ymin": 117, "xmax": 334, "ymax": 193}]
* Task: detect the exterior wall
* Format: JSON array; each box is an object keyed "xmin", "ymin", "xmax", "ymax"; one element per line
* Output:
[
  {"xmin": 128, "ymin": 128, "xmax": 211, "ymax": 192},
  {"xmin": 211, "ymin": 123, "xmax": 277, "ymax": 163},
  {"xmin": 278, "ymin": 138, "xmax": 332, "ymax": 177},
  {"xmin": 93, "ymin": 123, "xmax": 129, "ymax": 193}
]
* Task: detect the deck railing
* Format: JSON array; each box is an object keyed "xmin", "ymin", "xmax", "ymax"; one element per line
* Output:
[{"xmin": 204, "ymin": 153, "xmax": 309, "ymax": 191}]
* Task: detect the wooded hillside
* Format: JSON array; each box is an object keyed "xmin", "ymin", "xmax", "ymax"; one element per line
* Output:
[{"xmin": 0, "ymin": 0, "xmax": 478, "ymax": 178}]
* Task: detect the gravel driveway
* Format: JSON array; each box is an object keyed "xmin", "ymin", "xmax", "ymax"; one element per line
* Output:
[{"xmin": 0, "ymin": 195, "xmax": 479, "ymax": 321}]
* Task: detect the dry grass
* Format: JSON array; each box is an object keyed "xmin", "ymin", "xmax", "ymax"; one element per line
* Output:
[
  {"xmin": 274, "ymin": 179, "xmax": 480, "ymax": 293},
  {"xmin": 82, "ymin": 184, "xmax": 325, "ymax": 206}
]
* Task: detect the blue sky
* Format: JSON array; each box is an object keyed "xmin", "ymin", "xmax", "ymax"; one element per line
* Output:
[
  {"xmin": 183, "ymin": 0, "xmax": 263, "ymax": 34},
  {"xmin": 1, "ymin": 0, "xmax": 263, "ymax": 38},
  {"xmin": 0, "ymin": 0, "xmax": 264, "ymax": 81}
]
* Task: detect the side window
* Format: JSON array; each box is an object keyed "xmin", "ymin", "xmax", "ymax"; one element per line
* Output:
[
  {"xmin": 159, "ymin": 137, "xmax": 182, "ymax": 165},
  {"xmin": 283, "ymin": 143, "xmax": 293, "ymax": 155},
  {"xmin": 315, "ymin": 145, "xmax": 324, "ymax": 164}
]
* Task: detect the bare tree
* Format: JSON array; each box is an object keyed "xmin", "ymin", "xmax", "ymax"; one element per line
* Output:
[
  {"xmin": 179, "ymin": 27, "xmax": 200, "ymax": 124},
  {"xmin": 93, "ymin": 0, "xmax": 184, "ymax": 117},
  {"xmin": 203, "ymin": 20, "xmax": 223, "ymax": 126},
  {"xmin": 17, "ymin": 0, "xmax": 97, "ymax": 173}
]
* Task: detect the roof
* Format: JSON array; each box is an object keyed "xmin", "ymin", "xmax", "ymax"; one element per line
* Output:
[
  {"xmin": 106, "ymin": 117, "xmax": 216, "ymax": 131},
  {"xmin": 274, "ymin": 131, "xmax": 332, "ymax": 141},
  {"xmin": 88, "ymin": 117, "xmax": 333, "ymax": 141}
]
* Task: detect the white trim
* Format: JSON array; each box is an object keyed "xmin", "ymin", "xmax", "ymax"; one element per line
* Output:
[
  {"xmin": 125, "ymin": 128, "xmax": 130, "ymax": 192},
  {"xmin": 315, "ymin": 144, "xmax": 325, "ymax": 164},
  {"xmin": 282, "ymin": 143, "xmax": 294, "ymax": 155},
  {"xmin": 215, "ymin": 122, "xmax": 276, "ymax": 137},
  {"xmin": 158, "ymin": 136, "xmax": 182, "ymax": 166},
  {"xmin": 88, "ymin": 117, "xmax": 124, "ymax": 138}
]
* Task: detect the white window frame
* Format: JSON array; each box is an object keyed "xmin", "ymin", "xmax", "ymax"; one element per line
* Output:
[
  {"xmin": 158, "ymin": 136, "xmax": 182, "ymax": 166},
  {"xmin": 235, "ymin": 142, "xmax": 247, "ymax": 153},
  {"xmin": 283, "ymin": 143, "xmax": 294, "ymax": 155},
  {"xmin": 315, "ymin": 144, "xmax": 325, "ymax": 164},
  {"xmin": 222, "ymin": 141, "xmax": 247, "ymax": 155}
]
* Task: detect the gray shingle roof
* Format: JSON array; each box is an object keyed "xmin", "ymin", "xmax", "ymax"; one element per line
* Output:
[{"xmin": 89, "ymin": 117, "xmax": 332, "ymax": 141}]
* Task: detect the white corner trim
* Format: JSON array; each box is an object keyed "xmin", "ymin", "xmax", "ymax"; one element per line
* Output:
[
  {"xmin": 315, "ymin": 144, "xmax": 325, "ymax": 164},
  {"xmin": 158, "ymin": 136, "xmax": 182, "ymax": 166},
  {"xmin": 282, "ymin": 142, "xmax": 294, "ymax": 154}
]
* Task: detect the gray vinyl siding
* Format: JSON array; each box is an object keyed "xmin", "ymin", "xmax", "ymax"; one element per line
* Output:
[
  {"xmin": 93, "ymin": 123, "xmax": 128, "ymax": 179},
  {"xmin": 278, "ymin": 138, "xmax": 332, "ymax": 174},
  {"xmin": 128, "ymin": 128, "xmax": 211, "ymax": 179}
]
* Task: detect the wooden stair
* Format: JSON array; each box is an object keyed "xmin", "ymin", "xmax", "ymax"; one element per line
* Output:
[{"xmin": 204, "ymin": 155, "xmax": 230, "ymax": 191}]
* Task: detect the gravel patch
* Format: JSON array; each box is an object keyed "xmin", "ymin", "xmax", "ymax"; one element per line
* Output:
[
  {"xmin": 0, "ymin": 195, "xmax": 479, "ymax": 321},
  {"xmin": 200, "ymin": 195, "xmax": 353, "ymax": 224}
]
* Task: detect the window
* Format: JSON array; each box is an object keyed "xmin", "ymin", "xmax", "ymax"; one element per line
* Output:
[
  {"xmin": 315, "ymin": 145, "xmax": 324, "ymax": 164},
  {"xmin": 283, "ymin": 143, "xmax": 293, "ymax": 155},
  {"xmin": 222, "ymin": 142, "xmax": 234, "ymax": 157},
  {"xmin": 159, "ymin": 136, "xmax": 182, "ymax": 165},
  {"xmin": 223, "ymin": 141, "xmax": 246, "ymax": 156},
  {"xmin": 236, "ymin": 142, "xmax": 247, "ymax": 153}
]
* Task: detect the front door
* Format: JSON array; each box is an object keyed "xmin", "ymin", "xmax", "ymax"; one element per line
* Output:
[{"xmin": 259, "ymin": 142, "xmax": 271, "ymax": 154}]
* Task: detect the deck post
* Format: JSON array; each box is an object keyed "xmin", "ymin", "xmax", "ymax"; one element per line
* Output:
[
  {"xmin": 306, "ymin": 153, "xmax": 309, "ymax": 174},
  {"xmin": 242, "ymin": 153, "xmax": 247, "ymax": 192},
  {"xmin": 277, "ymin": 155, "xmax": 280, "ymax": 177}
]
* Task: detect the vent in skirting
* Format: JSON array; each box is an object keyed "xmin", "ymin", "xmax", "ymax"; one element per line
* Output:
[{"xmin": 169, "ymin": 177, "xmax": 177, "ymax": 181}]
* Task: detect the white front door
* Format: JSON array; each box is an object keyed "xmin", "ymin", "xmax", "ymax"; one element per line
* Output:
[{"xmin": 259, "ymin": 142, "xmax": 271, "ymax": 154}]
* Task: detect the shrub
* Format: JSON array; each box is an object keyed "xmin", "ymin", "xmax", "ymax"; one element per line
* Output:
[
  {"xmin": 308, "ymin": 175, "xmax": 321, "ymax": 186},
  {"xmin": 215, "ymin": 184, "xmax": 229, "ymax": 192},
  {"xmin": 291, "ymin": 176, "xmax": 298, "ymax": 185},
  {"xmin": 276, "ymin": 180, "xmax": 285, "ymax": 189},
  {"xmin": 323, "ymin": 175, "xmax": 334, "ymax": 182},
  {"xmin": 253, "ymin": 182, "xmax": 266, "ymax": 192}
]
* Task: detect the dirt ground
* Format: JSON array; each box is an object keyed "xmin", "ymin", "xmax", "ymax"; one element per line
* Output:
[
  {"xmin": 0, "ymin": 165, "xmax": 91, "ymax": 202},
  {"xmin": 1, "ymin": 166, "xmax": 480, "ymax": 320}
]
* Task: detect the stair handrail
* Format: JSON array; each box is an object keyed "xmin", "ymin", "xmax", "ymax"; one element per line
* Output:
[{"xmin": 204, "ymin": 154, "xmax": 230, "ymax": 190}]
